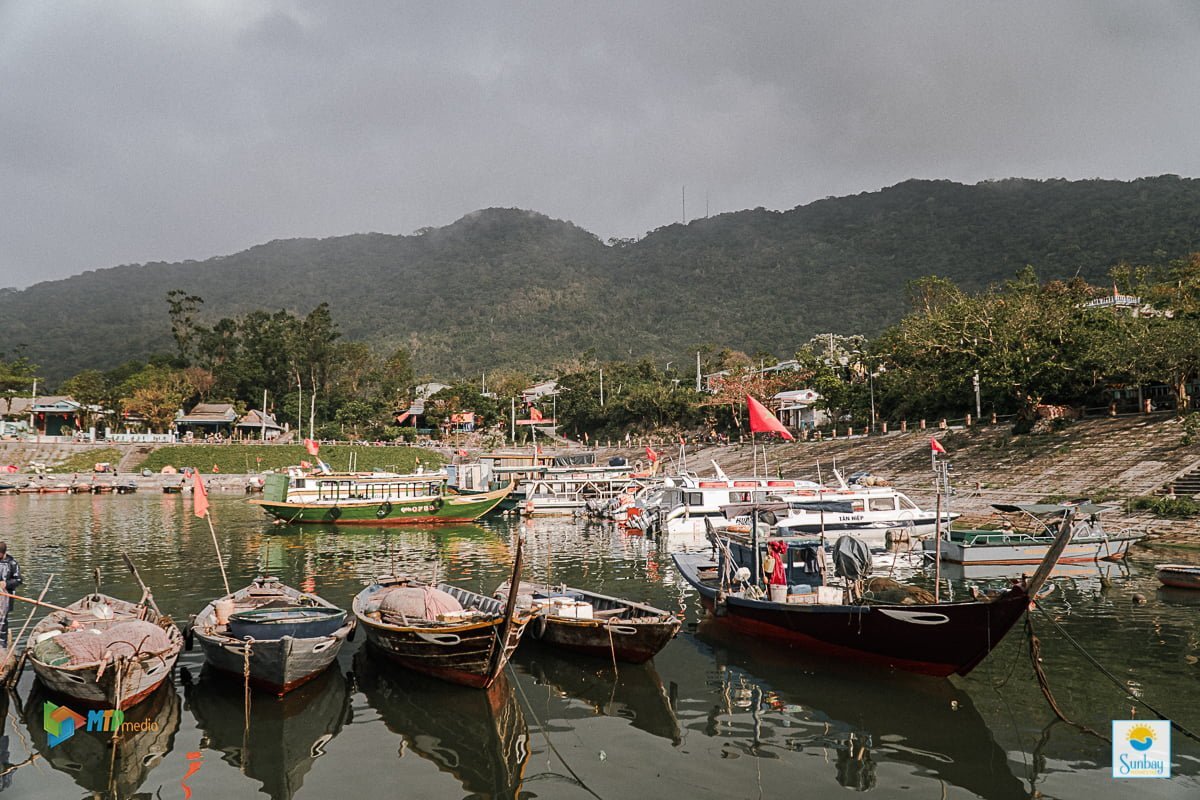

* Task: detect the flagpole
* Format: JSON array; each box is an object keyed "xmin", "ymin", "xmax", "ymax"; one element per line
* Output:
[
  {"xmin": 933, "ymin": 448, "xmax": 942, "ymax": 604},
  {"xmin": 751, "ymin": 428, "xmax": 760, "ymax": 588},
  {"xmin": 195, "ymin": 472, "xmax": 231, "ymax": 596},
  {"xmin": 207, "ymin": 512, "xmax": 230, "ymax": 596}
]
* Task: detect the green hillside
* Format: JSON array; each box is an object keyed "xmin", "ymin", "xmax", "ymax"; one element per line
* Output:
[{"xmin": 3, "ymin": 176, "xmax": 1199, "ymax": 384}]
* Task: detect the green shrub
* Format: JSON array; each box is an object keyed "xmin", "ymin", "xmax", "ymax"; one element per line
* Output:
[{"xmin": 1129, "ymin": 495, "xmax": 1200, "ymax": 518}]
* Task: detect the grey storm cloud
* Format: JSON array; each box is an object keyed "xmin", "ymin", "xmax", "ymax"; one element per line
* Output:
[{"xmin": 2, "ymin": 0, "xmax": 1199, "ymax": 287}]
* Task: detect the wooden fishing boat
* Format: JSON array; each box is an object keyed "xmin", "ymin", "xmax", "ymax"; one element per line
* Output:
[
  {"xmin": 250, "ymin": 469, "xmax": 513, "ymax": 525},
  {"xmin": 353, "ymin": 563, "xmax": 532, "ymax": 689},
  {"xmin": 354, "ymin": 577, "xmax": 532, "ymax": 689},
  {"xmin": 923, "ymin": 502, "xmax": 1142, "ymax": 565},
  {"xmin": 673, "ymin": 517, "xmax": 1076, "ymax": 678},
  {"xmin": 1155, "ymin": 564, "xmax": 1200, "ymax": 590},
  {"xmin": 495, "ymin": 581, "xmax": 680, "ymax": 664},
  {"xmin": 189, "ymin": 577, "xmax": 353, "ymax": 695},
  {"xmin": 27, "ymin": 593, "xmax": 183, "ymax": 708}
]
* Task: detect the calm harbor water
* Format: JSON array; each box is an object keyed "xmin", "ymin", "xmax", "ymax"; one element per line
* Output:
[{"xmin": 1, "ymin": 490, "xmax": 1198, "ymax": 799}]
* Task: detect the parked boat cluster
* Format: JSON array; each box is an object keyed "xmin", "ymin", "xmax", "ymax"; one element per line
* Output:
[{"xmin": 6, "ymin": 447, "xmax": 1186, "ymax": 792}]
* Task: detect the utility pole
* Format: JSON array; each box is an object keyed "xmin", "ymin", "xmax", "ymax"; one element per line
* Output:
[
  {"xmin": 261, "ymin": 389, "xmax": 267, "ymax": 440},
  {"xmin": 599, "ymin": 368, "xmax": 605, "ymax": 407},
  {"xmin": 973, "ymin": 371, "xmax": 982, "ymax": 419},
  {"xmin": 696, "ymin": 351, "xmax": 702, "ymax": 392}
]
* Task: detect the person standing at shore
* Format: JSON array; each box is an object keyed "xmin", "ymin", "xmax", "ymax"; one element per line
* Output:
[{"xmin": 0, "ymin": 543, "xmax": 22, "ymax": 646}]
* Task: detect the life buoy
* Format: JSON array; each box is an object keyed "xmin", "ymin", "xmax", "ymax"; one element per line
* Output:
[
  {"xmin": 328, "ymin": 506, "xmax": 341, "ymax": 521},
  {"xmin": 376, "ymin": 501, "xmax": 392, "ymax": 519}
]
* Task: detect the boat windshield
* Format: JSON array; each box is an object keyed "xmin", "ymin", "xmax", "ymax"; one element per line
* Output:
[{"xmin": 788, "ymin": 500, "xmax": 857, "ymax": 514}]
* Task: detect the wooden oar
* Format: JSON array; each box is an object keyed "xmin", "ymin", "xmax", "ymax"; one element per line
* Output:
[
  {"xmin": 0, "ymin": 591, "xmax": 74, "ymax": 615},
  {"xmin": 2, "ymin": 574, "xmax": 54, "ymax": 686},
  {"xmin": 122, "ymin": 552, "xmax": 163, "ymax": 616}
]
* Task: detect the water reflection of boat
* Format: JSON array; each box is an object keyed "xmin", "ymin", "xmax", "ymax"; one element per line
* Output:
[
  {"xmin": 183, "ymin": 664, "xmax": 351, "ymax": 800},
  {"xmin": 22, "ymin": 679, "xmax": 180, "ymax": 799},
  {"xmin": 692, "ymin": 622, "xmax": 1028, "ymax": 798},
  {"xmin": 354, "ymin": 649, "xmax": 529, "ymax": 798},
  {"xmin": 515, "ymin": 644, "xmax": 681, "ymax": 745},
  {"xmin": 1157, "ymin": 585, "xmax": 1200, "ymax": 606}
]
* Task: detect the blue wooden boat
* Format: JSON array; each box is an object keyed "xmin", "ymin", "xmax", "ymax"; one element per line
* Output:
[{"xmin": 190, "ymin": 577, "xmax": 354, "ymax": 694}]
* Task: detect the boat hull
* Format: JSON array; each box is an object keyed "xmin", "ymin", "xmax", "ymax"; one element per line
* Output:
[
  {"xmin": 528, "ymin": 615, "xmax": 680, "ymax": 664},
  {"xmin": 927, "ymin": 533, "xmax": 1139, "ymax": 565},
  {"xmin": 195, "ymin": 630, "xmax": 349, "ymax": 694},
  {"xmin": 251, "ymin": 486, "xmax": 511, "ymax": 525},
  {"xmin": 1156, "ymin": 564, "xmax": 1200, "ymax": 590},
  {"xmin": 673, "ymin": 553, "xmax": 1029, "ymax": 677},
  {"xmin": 496, "ymin": 582, "xmax": 681, "ymax": 664}
]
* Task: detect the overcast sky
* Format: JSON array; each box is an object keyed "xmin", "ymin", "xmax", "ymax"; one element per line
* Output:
[{"xmin": 2, "ymin": 1, "xmax": 1198, "ymax": 288}]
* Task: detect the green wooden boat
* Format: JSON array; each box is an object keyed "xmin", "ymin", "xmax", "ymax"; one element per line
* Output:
[{"xmin": 250, "ymin": 470, "xmax": 514, "ymax": 525}]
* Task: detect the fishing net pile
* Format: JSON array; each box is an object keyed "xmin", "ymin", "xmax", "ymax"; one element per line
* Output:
[
  {"xmin": 368, "ymin": 586, "xmax": 464, "ymax": 622},
  {"xmin": 34, "ymin": 620, "xmax": 174, "ymax": 666}
]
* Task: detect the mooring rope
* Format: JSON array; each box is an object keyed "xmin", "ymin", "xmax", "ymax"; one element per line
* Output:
[
  {"xmin": 1024, "ymin": 615, "xmax": 1108, "ymax": 742},
  {"xmin": 507, "ymin": 663, "xmax": 605, "ymax": 800},
  {"xmin": 242, "ymin": 638, "xmax": 254, "ymax": 773},
  {"xmin": 1032, "ymin": 601, "xmax": 1200, "ymax": 744}
]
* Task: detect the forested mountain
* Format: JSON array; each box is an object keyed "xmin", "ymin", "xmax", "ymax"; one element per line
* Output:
[{"xmin": 4, "ymin": 176, "xmax": 1199, "ymax": 384}]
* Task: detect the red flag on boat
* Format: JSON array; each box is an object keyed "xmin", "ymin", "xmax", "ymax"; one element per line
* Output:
[
  {"xmin": 746, "ymin": 394, "xmax": 795, "ymax": 441},
  {"xmin": 192, "ymin": 471, "xmax": 209, "ymax": 519},
  {"xmin": 529, "ymin": 407, "xmax": 543, "ymax": 422},
  {"xmin": 930, "ymin": 437, "xmax": 947, "ymax": 454},
  {"xmin": 300, "ymin": 460, "xmax": 311, "ymax": 469},
  {"xmin": 304, "ymin": 438, "xmax": 320, "ymax": 456},
  {"xmin": 645, "ymin": 446, "xmax": 660, "ymax": 463}
]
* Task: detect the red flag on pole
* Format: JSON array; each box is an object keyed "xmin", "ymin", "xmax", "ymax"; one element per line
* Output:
[
  {"xmin": 930, "ymin": 437, "xmax": 947, "ymax": 454},
  {"xmin": 746, "ymin": 394, "xmax": 795, "ymax": 441},
  {"xmin": 645, "ymin": 446, "xmax": 660, "ymax": 463},
  {"xmin": 529, "ymin": 407, "xmax": 543, "ymax": 422},
  {"xmin": 192, "ymin": 471, "xmax": 209, "ymax": 519},
  {"xmin": 304, "ymin": 438, "xmax": 320, "ymax": 456}
]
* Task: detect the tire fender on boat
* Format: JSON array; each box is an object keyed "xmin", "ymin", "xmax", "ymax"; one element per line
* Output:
[
  {"xmin": 328, "ymin": 506, "xmax": 341, "ymax": 521},
  {"xmin": 432, "ymin": 497, "xmax": 444, "ymax": 511},
  {"xmin": 376, "ymin": 501, "xmax": 392, "ymax": 519}
]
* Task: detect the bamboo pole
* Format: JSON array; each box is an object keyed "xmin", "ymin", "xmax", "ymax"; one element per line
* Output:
[
  {"xmin": 0, "ymin": 591, "xmax": 73, "ymax": 615},
  {"xmin": 2, "ymin": 574, "xmax": 54, "ymax": 683},
  {"xmin": 207, "ymin": 512, "xmax": 232, "ymax": 597}
]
